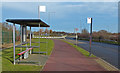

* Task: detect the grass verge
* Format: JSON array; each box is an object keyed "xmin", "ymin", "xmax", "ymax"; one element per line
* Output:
[
  {"xmin": 2, "ymin": 38, "xmax": 54, "ymax": 71},
  {"xmin": 61, "ymin": 39, "xmax": 96, "ymax": 57}
]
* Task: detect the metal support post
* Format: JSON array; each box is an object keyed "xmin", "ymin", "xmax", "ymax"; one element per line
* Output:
[
  {"xmin": 13, "ymin": 23, "xmax": 15, "ymax": 65},
  {"xmin": 30, "ymin": 26, "xmax": 32, "ymax": 54},
  {"xmin": 20, "ymin": 25, "xmax": 22, "ymax": 51}
]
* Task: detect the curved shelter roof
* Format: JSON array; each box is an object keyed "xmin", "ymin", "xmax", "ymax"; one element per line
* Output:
[{"xmin": 6, "ymin": 19, "xmax": 50, "ymax": 27}]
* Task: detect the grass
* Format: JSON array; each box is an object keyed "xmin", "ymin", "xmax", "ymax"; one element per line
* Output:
[
  {"xmin": 61, "ymin": 39, "xmax": 96, "ymax": 57},
  {"xmin": 28, "ymin": 38, "xmax": 54, "ymax": 55},
  {"xmin": 2, "ymin": 38, "xmax": 54, "ymax": 71}
]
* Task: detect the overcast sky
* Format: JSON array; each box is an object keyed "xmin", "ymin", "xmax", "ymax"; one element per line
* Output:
[{"xmin": 1, "ymin": 2, "xmax": 118, "ymax": 33}]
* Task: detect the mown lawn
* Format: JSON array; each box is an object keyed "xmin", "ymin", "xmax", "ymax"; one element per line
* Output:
[{"xmin": 2, "ymin": 38, "xmax": 54, "ymax": 71}]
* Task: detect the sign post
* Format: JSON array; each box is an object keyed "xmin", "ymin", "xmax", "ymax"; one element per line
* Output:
[
  {"xmin": 87, "ymin": 18, "xmax": 92, "ymax": 56},
  {"xmin": 38, "ymin": 6, "xmax": 46, "ymax": 55}
]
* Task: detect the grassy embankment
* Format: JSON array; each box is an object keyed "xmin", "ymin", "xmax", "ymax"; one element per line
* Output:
[{"xmin": 2, "ymin": 38, "xmax": 54, "ymax": 71}]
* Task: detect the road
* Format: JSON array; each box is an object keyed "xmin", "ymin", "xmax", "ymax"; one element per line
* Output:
[{"xmin": 65, "ymin": 37, "xmax": 119, "ymax": 69}]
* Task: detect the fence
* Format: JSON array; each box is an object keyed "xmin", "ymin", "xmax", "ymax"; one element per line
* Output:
[
  {"xmin": 2, "ymin": 22, "xmax": 21, "ymax": 44},
  {"xmin": 2, "ymin": 31, "xmax": 20, "ymax": 44}
]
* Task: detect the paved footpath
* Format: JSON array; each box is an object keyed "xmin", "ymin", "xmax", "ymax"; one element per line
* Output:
[{"xmin": 43, "ymin": 39, "xmax": 106, "ymax": 71}]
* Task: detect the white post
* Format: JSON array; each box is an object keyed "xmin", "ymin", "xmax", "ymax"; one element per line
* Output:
[{"xmin": 13, "ymin": 23, "xmax": 15, "ymax": 65}]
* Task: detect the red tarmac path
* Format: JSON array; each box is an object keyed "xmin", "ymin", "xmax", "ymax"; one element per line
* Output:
[{"xmin": 43, "ymin": 39, "xmax": 106, "ymax": 71}]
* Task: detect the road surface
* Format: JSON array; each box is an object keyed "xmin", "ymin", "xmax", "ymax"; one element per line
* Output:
[{"xmin": 65, "ymin": 37, "xmax": 119, "ymax": 69}]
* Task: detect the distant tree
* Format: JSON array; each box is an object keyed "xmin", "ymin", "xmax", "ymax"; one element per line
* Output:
[
  {"xmin": 98, "ymin": 30, "xmax": 109, "ymax": 40},
  {"xmin": 45, "ymin": 28, "xmax": 49, "ymax": 33},
  {"xmin": 50, "ymin": 29, "xmax": 53, "ymax": 33},
  {"xmin": 78, "ymin": 29, "xmax": 89, "ymax": 39},
  {"xmin": 40, "ymin": 29, "xmax": 44, "ymax": 34},
  {"xmin": 81, "ymin": 29, "xmax": 89, "ymax": 34},
  {"xmin": 98, "ymin": 30, "xmax": 108, "ymax": 34},
  {"xmin": 92, "ymin": 31, "xmax": 99, "ymax": 39}
]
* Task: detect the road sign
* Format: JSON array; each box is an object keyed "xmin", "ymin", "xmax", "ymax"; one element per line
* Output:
[
  {"xmin": 75, "ymin": 28, "xmax": 78, "ymax": 31},
  {"xmin": 39, "ymin": 6, "xmax": 46, "ymax": 12},
  {"xmin": 87, "ymin": 18, "xmax": 92, "ymax": 24}
]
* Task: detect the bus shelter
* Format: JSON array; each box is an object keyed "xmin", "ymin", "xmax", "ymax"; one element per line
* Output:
[{"xmin": 6, "ymin": 19, "xmax": 50, "ymax": 65}]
